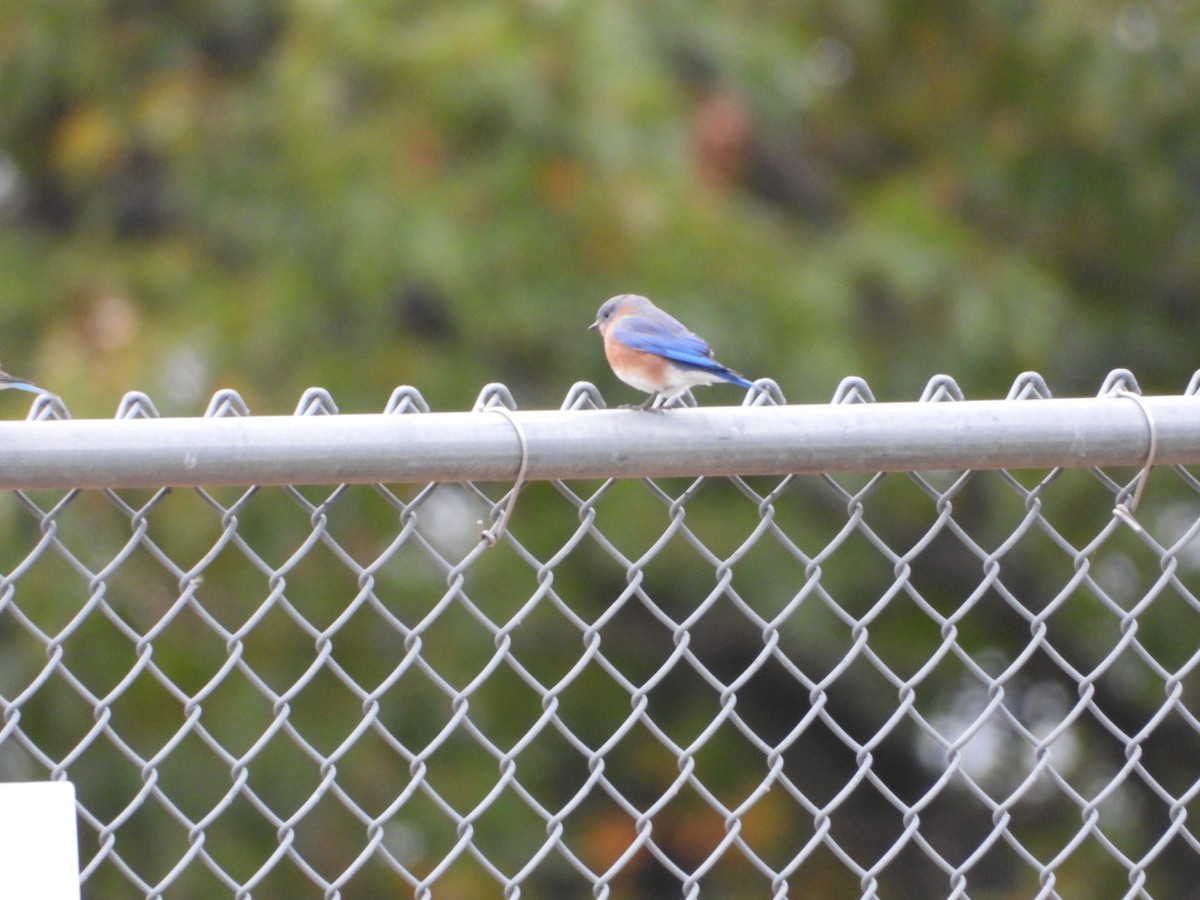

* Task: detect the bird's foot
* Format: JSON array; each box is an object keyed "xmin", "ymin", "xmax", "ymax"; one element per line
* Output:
[
  {"xmin": 620, "ymin": 394, "xmax": 666, "ymax": 413},
  {"xmin": 619, "ymin": 403, "xmax": 665, "ymax": 413}
]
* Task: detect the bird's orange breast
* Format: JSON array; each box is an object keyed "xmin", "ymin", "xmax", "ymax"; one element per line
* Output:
[{"xmin": 604, "ymin": 334, "xmax": 671, "ymax": 393}]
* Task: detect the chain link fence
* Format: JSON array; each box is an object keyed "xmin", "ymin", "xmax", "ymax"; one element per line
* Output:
[{"xmin": 1, "ymin": 371, "xmax": 1199, "ymax": 899}]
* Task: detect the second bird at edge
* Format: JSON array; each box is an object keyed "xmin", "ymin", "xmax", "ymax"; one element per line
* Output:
[{"xmin": 0, "ymin": 367, "xmax": 45, "ymax": 395}]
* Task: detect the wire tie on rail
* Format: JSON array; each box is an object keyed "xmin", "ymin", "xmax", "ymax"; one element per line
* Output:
[
  {"xmin": 1109, "ymin": 389, "xmax": 1157, "ymax": 533},
  {"xmin": 480, "ymin": 407, "xmax": 530, "ymax": 547}
]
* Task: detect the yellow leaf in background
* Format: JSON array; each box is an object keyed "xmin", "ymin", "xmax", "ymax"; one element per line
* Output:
[
  {"xmin": 50, "ymin": 103, "xmax": 127, "ymax": 181},
  {"xmin": 136, "ymin": 72, "xmax": 204, "ymax": 148}
]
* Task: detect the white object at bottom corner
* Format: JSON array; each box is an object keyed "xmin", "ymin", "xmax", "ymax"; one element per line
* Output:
[{"xmin": 0, "ymin": 782, "xmax": 81, "ymax": 900}]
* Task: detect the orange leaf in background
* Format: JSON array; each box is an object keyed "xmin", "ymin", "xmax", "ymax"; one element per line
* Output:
[
  {"xmin": 538, "ymin": 157, "xmax": 584, "ymax": 210},
  {"xmin": 582, "ymin": 808, "xmax": 638, "ymax": 872},
  {"xmin": 691, "ymin": 89, "xmax": 751, "ymax": 191}
]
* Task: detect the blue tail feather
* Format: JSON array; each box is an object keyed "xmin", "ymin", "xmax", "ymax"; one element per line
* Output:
[{"xmin": 675, "ymin": 356, "xmax": 753, "ymax": 389}]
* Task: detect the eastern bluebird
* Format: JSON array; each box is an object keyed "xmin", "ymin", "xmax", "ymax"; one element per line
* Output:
[{"xmin": 589, "ymin": 294, "xmax": 754, "ymax": 410}]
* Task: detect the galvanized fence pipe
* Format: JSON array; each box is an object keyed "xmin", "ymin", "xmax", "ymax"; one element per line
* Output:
[{"xmin": 0, "ymin": 386, "xmax": 1197, "ymax": 489}]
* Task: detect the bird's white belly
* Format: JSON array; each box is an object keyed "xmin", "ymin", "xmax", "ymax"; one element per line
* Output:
[
  {"xmin": 626, "ymin": 363, "xmax": 720, "ymax": 398},
  {"xmin": 614, "ymin": 367, "xmax": 664, "ymax": 394}
]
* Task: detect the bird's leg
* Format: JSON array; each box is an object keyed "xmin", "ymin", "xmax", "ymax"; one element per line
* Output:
[{"xmin": 621, "ymin": 393, "xmax": 665, "ymax": 412}]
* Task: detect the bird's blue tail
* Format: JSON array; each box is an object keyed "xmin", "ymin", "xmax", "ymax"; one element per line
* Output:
[
  {"xmin": 676, "ymin": 357, "xmax": 754, "ymax": 389},
  {"xmin": 718, "ymin": 369, "xmax": 755, "ymax": 389}
]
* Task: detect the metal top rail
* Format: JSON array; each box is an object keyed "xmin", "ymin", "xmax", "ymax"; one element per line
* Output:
[{"xmin": 0, "ymin": 371, "xmax": 1196, "ymax": 489}]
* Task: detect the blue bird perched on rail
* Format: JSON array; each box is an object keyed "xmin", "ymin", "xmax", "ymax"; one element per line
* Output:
[
  {"xmin": 0, "ymin": 367, "xmax": 45, "ymax": 396},
  {"xmin": 589, "ymin": 293, "xmax": 755, "ymax": 410}
]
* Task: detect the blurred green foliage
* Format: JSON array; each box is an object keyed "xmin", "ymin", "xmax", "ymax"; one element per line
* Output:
[
  {"xmin": 3, "ymin": 1, "xmax": 1198, "ymax": 414},
  {"xmin": 2, "ymin": 1, "xmax": 1200, "ymax": 897}
]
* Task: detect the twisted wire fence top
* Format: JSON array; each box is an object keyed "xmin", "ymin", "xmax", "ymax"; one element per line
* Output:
[{"xmin": 1, "ymin": 370, "xmax": 1199, "ymax": 899}]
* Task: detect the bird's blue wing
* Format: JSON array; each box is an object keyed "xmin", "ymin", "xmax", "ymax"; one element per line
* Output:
[
  {"xmin": 611, "ymin": 315, "xmax": 753, "ymax": 388},
  {"xmin": 611, "ymin": 316, "xmax": 716, "ymax": 370}
]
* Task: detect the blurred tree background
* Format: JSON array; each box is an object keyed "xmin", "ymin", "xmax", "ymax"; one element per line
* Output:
[
  {"xmin": 5, "ymin": 0, "xmax": 1198, "ymax": 412},
  {"xmin": 2, "ymin": 1, "xmax": 1200, "ymax": 898}
]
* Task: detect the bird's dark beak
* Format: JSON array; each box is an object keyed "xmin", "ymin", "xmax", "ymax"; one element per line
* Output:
[{"xmin": 587, "ymin": 321, "xmax": 599, "ymax": 332}]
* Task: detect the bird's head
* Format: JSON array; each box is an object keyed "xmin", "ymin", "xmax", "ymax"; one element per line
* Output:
[{"xmin": 588, "ymin": 294, "xmax": 652, "ymax": 335}]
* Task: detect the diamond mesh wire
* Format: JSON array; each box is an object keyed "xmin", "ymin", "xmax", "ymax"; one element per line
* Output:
[{"xmin": 1, "ymin": 373, "xmax": 1199, "ymax": 899}]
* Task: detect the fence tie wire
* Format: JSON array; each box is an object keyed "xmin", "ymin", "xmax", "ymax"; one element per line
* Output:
[
  {"xmin": 480, "ymin": 405, "xmax": 530, "ymax": 547},
  {"xmin": 1109, "ymin": 388, "xmax": 1158, "ymax": 532}
]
